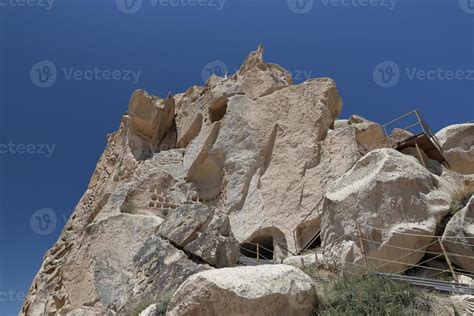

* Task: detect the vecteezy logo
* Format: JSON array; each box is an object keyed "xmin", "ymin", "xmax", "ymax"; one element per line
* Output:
[
  {"xmin": 30, "ymin": 61, "xmax": 57, "ymax": 88},
  {"xmin": 30, "ymin": 208, "xmax": 57, "ymax": 235},
  {"xmin": 201, "ymin": 60, "xmax": 228, "ymax": 83},
  {"xmin": 287, "ymin": 0, "xmax": 314, "ymax": 14},
  {"xmin": 373, "ymin": 60, "xmax": 400, "ymax": 88},
  {"xmin": 459, "ymin": 0, "xmax": 474, "ymax": 14},
  {"xmin": 116, "ymin": 0, "xmax": 143, "ymax": 14}
]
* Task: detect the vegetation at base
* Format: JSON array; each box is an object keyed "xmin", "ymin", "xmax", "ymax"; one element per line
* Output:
[
  {"xmin": 450, "ymin": 183, "xmax": 474, "ymax": 215},
  {"xmin": 131, "ymin": 292, "xmax": 173, "ymax": 316},
  {"xmin": 316, "ymin": 273, "xmax": 431, "ymax": 316}
]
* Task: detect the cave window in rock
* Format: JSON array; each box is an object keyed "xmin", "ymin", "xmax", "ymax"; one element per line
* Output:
[
  {"xmin": 240, "ymin": 227, "xmax": 288, "ymax": 260},
  {"xmin": 241, "ymin": 235, "xmax": 274, "ymax": 261},
  {"xmin": 209, "ymin": 98, "xmax": 228, "ymax": 123},
  {"xmin": 295, "ymin": 218, "xmax": 321, "ymax": 252}
]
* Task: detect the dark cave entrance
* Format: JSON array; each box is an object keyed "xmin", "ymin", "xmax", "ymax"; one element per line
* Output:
[{"xmin": 241, "ymin": 235, "xmax": 275, "ymax": 260}]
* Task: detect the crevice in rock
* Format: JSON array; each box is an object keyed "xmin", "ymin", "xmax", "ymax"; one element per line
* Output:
[
  {"xmin": 258, "ymin": 85, "xmax": 287, "ymax": 98},
  {"xmin": 259, "ymin": 124, "xmax": 279, "ymax": 178},
  {"xmin": 157, "ymin": 119, "xmax": 178, "ymax": 152},
  {"xmin": 86, "ymin": 193, "xmax": 111, "ymax": 224},
  {"xmin": 209, "ymin": 97, "xmax": 228, "ymax": 123},
  {"xmin": 230, "ymin": 124, "xmax": 280, "ymax": 213},
  {"xmin": 162, "ymin": 235, "xmax": 217, "ymax": 268}
]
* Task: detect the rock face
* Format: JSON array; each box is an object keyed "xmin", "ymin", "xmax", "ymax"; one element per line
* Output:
[
  {"xmin": 167, "ymin": 265, "xmax": 316, "ymax": 316},
  {"xmin": 21, "ymin": 46, "xmax": 473, "ymax": 316},
  {"xmin": 321, "ymin": 149, "xmax": 451, "ymax": 272},
  {"xmin": 442, "ymin": 196, "xmax": 474, "ymax": 271},
  {"xmin": 436, "ymin": 123, "xmax": 474, "ymax": 175},
  {"xmin": 21, "ymin": 47, "xmax": 345, "ymax": 315},
  {"xmin": 158, "ymin": 204, "xmax": 240, "ymax": 268}
]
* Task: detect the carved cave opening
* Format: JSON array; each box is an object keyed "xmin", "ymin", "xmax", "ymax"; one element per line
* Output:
[
  {"xmin": 296, "ymin": 218, "xmax": 321, "ymax": 251},
  {"xmin": 240, "ymin": 227, "xmax": 288, "ymax": 260},
  {"xmin": 241, "ymin": 235, "xmax": 274, "ymax": 260}
]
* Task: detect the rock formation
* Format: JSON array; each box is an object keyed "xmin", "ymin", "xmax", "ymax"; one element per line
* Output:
[
  {"xmin": 443, "ymin": 196, "xmax": 474, "ymax": 271},
  {"xmin": 436, "ymin": 123, "xmax": 474, "ymax": 175},
  {"xmin": 321, "ymin": 149, "xmax": 452, "ymax": 272},
  {"xmin": 167, "ymin": 265, "xmax": 316, "ymax": 316},
  {"xmin": 21, "ymin": 47, "xmax": 474, "ymax": 316}
]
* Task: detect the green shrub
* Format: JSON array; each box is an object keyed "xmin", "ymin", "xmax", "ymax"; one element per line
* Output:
[
  {"xmin": 316, "ymin": 273, "xmax": 431, "ymax": 316},
  {"xmin": 302, "ymin": 265, "xmax": 320, "ymax": 279}
]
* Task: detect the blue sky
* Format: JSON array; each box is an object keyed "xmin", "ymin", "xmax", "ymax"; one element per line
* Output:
[{"xmin": 0, "ymin": 0, "xmax": 473, "ymax": 314}]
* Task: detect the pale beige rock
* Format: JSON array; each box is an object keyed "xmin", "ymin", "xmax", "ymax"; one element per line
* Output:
[
  {"xmin": 158, "ymin": 204, "xmax": 240, "ymax": 268},
  {"xmin": 321, "ymin": 149, "xmax": 451, "ymax": 273},
  {"xmin": 167, "ymin": 265, "xmax": 316, "ymax": 316},
  {"xmin": 333, "ymin": 119, "xmax": 349, "ymax": 129},
  {"xmin": 348, "ymin": 115, "xmax": 388, "ymax": 153},
  {"xmin": 442, "ymin": 196, "xmax": 474, "ymax": 271},
  {"xmin": 21, "ymin": 47, "xmax": 367, "ymax": 315},
  {"xmin": 65, "ymin": 307, "xmax": 115, "ymax": 316},
  {"xmin": 294, "ymin": 125, "xmax": 362, "ymax": 253},
  {"xmin": 139, "ymin": 304, "xmax": 161, "ymax": 316},
  {"xmin": 128, "ymin": 90, "xmax": 176, "ymax": 160},
  {"xmin": 283, "ymin": 253, "xmax": 324, "ymax": 269},
  {"xmin": 436, "ymin": 123, "xmax": 474, "ymax": 174},
  {"xmin": 225, "ymin": 79, "xmax": 343, "ymax": 255}
]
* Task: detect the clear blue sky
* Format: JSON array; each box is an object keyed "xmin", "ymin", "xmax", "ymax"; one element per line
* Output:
[{"xmin": 0, "ymin": 0, "xmax": 473, "ymax": 314}]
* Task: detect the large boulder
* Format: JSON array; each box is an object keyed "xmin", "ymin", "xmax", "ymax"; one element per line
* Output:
[
  {"xmin": 321, "ymin": 149, "xmax": 451, "ymax": 273},
  {"xmin": 442, "ymin": 196, "xmax": 474, "ymax": 271},
  {"xmin": 158, "ymin": 204, "xmax": 240, "ymax": 268},
  {"xmin": 167, "ymin": 265, "xmax": 316, "ymax": 316},
  {"xmin": 436, "ymin": 123, "xmax": 474, "ymax": 175}
]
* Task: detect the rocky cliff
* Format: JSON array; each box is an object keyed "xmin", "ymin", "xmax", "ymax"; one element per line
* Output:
[{"xmin": 21, "ymin": 47, "xmax": 474, "ymax": 315}]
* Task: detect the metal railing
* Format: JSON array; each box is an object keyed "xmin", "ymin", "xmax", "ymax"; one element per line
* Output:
[{"xmin": 357, "ymin": 110, "xmax": 447, "ymax": 164}]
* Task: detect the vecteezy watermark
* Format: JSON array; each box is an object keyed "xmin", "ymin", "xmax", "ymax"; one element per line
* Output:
[
  {"xmin": 0, "ymin": 0, "xmax": 54, "ymax": 10},
  {"xmin": 0, "ymin": 142, "xmax": 55, "ymax": 158},
  {"xmin": 30, "ymin": 60, "xmax": 142, "ymax": 88},
  {"xmin": 201, "ymin": 60, "xmax": 229, "ymax": 83},
  {"xmin": 287, "ymin": 0, "xmax": 314, "ymax": 14},
  {"xmin": 201, "ymin": 60, "xmax": 314, "ymax": 84},
  {"xmin": 30, "ymin": 208, "xmax": 57, "ymax": 235},
  {"xmin": 459, "ymin": 0, "xmax": 474, "ymax": 14},
  {"xmin": 288, "ymin": 0, "xmax": 396, "ymax": 14},
  {"xmin": 321, "ymin": 0, "xmax": 396, "ymax": 10},
  {"xmin": 116, "ymin": 0, "xmax": 226, "ymax": 14},
  {"xmin": 0, "ymin": 290, "xmax": 26, "ymax": 302},
  {"xmin": 373, "ymin": 60, "xmax": 400, "ymax": 88},
  {"xmin": 373, "ymin": 60, "xmax": 474, "ymax": 88}
]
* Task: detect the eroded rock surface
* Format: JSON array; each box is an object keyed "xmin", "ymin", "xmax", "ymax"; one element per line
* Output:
[
  {"xmin": 22, "ymin": 46, "xmax": 472, "ymax": 316},
  {"xmin": 21, "ymin": 47, "xmax": 343, "ymax": 315},
  {"xmin": 442, "ymin": 196, "xmax": 474, "ymax": 271},
  {"xmin": 321, "ymin": 149, "xmax": 451, "ymax": 272},
  {"xmin": 436, "ymin": 123, "xmax": 474, "ymax": 175},
  {"xmin": 167, "ymin": 265, "xmax": 316, "ymax": 316},
  {"xmin": 158, "ymin": 204, "xmax": 240, "ymax": 268}
]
